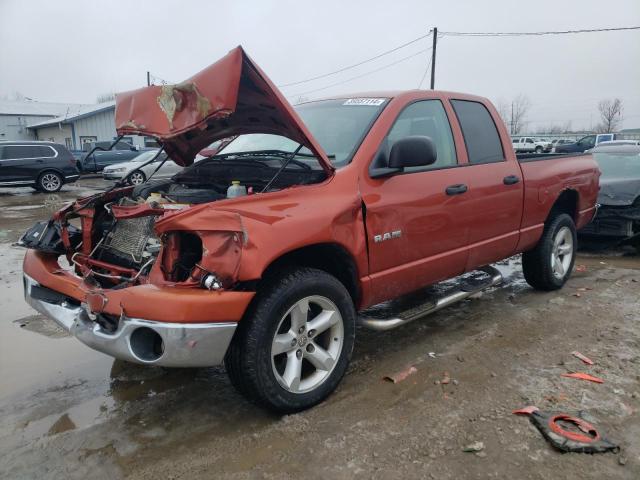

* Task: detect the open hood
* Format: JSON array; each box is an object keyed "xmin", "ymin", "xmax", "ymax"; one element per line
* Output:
[{"xmin": 115, "ymin": 46, "xmax": 334, "ymax": 173}]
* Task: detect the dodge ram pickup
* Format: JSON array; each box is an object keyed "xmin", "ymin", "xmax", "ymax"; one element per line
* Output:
[{"xmin": 20, "ymin": 47, "xmax": 600, "ymax": 412}]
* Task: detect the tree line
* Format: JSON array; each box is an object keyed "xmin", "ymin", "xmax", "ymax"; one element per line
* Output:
[{"xmin": 497, "ymin": 95, "xmax": 624, "ymax": 135}]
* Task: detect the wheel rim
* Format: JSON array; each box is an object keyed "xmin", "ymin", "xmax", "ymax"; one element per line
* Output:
[
  {"xmin": 41, "ymin": 173, "xmax": 61, "ymax": 191},
  {"xmin": 271, "ymin": 295, "xmax": 344, "ymax": 394},
  {"xmin": 551, "ymin": 226, "xmax": 573, "ymax": 280},
  {"xmin": 129, "ymin": 172, "xmax": 144, "ymax": 185}
]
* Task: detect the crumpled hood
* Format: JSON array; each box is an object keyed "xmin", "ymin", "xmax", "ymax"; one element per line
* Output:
[
  {"xmin": 114, "ymin": 46, "xmax": 333, "ymax": 173},
  {"xmin": 597, "ymin": 178, "xmax": 640, "ymax": 206}
]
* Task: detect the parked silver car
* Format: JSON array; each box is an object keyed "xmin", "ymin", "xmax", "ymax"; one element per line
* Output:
[{"xmin": 102, "ymin": 149, "xmax": 184, "ymax": 185}]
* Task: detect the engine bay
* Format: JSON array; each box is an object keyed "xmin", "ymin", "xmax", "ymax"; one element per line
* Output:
[{"xmin": 20, "ymin": 156, "xmax": 326, "ymax": 292}]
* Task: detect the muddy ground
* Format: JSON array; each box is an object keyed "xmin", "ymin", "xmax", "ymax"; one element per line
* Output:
[{"xmin": 0, "ymin": 179, "xmax": 638, "ymax": 479}]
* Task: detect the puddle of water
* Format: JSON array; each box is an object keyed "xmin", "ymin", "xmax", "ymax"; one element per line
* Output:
[{"xmin": 0, "ymin": 244, "xmax": 112, "ymax": 400}]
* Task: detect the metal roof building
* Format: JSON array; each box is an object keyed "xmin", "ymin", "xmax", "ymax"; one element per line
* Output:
[
  {"xmin": 1, "ymin": 100, "xmax": 147, "ymax": 150},
  {"xmin": 0, "ymin": 100, "xmax": 84, "ymax": 144}
]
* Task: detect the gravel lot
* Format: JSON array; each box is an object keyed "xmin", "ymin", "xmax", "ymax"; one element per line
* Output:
[{"xmin": 1, "ymin": 178, "xmax": 638, "ymax": 479}]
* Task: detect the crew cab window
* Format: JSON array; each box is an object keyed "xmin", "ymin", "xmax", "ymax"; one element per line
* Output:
[
  {"xmin": 386, "ymin": 100, "xmax": 457, "ymax": 171},
  {"xmin": 526, "ymin": 138, "xmax": 534, "ymax": 144},
  {"xmin": 451, "ymin": 100, "xmax": 504, "ymax": 164}
]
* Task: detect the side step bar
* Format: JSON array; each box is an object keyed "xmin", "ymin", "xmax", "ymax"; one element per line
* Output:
[{"xmin": 358, "ymin": 265, "xmax": 503, "ymax": 331}]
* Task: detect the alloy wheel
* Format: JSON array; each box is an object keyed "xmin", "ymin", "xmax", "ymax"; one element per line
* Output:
[
  {"xmin": 40, "ymin": 173, "xmax": 61, "ymax": 192},
  {"xmin": 129, "ymin": 171, "xmax": 145, "ymax": 185},
  {"xmin": 271, "ymin": 295, "xmax": 344, "ymax": 394},
  {"xmin": 551, "ymin": 226, "xmax": 573, "ymax": 280}
]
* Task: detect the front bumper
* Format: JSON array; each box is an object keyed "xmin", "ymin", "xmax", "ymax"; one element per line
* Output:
[
  {"xmin": 102, "ymin": 171, "xmax": 125, "ymax": 180},
  {"xmin": 24, "ymin": 274, "xmax": 237, "ymax": 367}
]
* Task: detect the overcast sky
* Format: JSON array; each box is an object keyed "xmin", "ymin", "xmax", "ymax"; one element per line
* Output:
[{"xmin": 1, "ymin": 0, "xmax": 639, "ymax": 131}]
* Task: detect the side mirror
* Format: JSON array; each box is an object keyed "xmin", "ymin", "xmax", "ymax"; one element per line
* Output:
[{"xmin": 388, "ymin": 136, "xmax": 437, "ymax": 169}]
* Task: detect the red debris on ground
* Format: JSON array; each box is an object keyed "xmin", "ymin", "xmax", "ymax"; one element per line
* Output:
[
  {"xmin": 575, "ymin": 265, "xmax": 587, "ymax": 272},
  {"xmin": 384, "ymin": 365, "xmax": 418, "ymax": 383},
  {"xmin": 513, "ymin": 406, "xmax": 540, "ymax": 415},
  {"xmin": 561, "ymin": 372, "xmax": 604, "ymax": 384},
  {"xmin": 571, "ymin": 351, "xmax": 595, "ymax": 365}
]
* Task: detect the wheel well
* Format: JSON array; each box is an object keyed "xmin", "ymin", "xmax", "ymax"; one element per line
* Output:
[
  {"xmin": 548, "ymin": 189, "xmax": 578, "ymax": 222},
  {"xmin": 261, "ymin": 244, "xmax": 361, "ymax": 306}
]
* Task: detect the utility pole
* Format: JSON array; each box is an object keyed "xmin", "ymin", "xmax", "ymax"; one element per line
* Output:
[
  {"xmin": 146, "ymin": 71, "xmax": 151, "ymax": 86},
  {"xmin": 430, "ymin": 27, "xmax": 437, "ymax": 90}
]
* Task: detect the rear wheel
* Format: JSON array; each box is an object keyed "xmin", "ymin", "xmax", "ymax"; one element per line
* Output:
[
  {"xmin": 225, "ymin": 268, "xmax": 356, "ymax": 413},
  {"xmin": 127, "ymin": 170, "xmax": 146, "ymax": 185},
  {"xmin": 37, "ymin": 171, "xmax": 63, "ymax": 192},
  {"xmin": 523, "ymin": 213, "xmax": 577, "ymax": 290}
]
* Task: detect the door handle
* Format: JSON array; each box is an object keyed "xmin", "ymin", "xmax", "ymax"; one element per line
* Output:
[
  {"xmin": 503, "ymin": 175, "xmax": 520, "ymax": 185},
  {"xmin": 445, "ymin": 184, "xmax": 468, "ymax": 195}
]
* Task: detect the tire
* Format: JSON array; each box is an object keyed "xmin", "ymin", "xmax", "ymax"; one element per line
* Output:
[
  {"xmin": 225, "ymin": 268, "xmax": 356, "ymax": 413},
  {"xmin": 522, "ymin": 213, "xmax": 577, "ymax": 291},
  {"xmin": 127, "ymin": 170, "xmax": 146, "ymax": 185},
  {"xmin": 37, "ymin": 171, "xmax": 63, "ymax": 192},
  {"xmin": 535, "ymin": 146, "xmax": 543, "ymax": 154}
]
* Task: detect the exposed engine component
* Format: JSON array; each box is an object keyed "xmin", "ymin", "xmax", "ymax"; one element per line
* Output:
[{"xmin": 96, "ymin": 215, "xmax": 157, "ymax": 267}]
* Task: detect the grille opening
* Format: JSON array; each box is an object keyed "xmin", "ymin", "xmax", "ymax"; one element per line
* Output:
[
  {"xmin": 129, "ymin": 327, "xmax": 164, "ymax": 362},
  {"xmin": 166, "ymin": 232, "xmax": 202, "ymax": 282}
]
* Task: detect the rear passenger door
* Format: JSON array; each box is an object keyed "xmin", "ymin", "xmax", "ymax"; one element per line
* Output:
[
  {"xmin": 449, "ymin": 99, "xmax": 524, "ymax": 270},
  {"xmin": 0, "ymin": 145, "xmax": 47, "ymax": 182}
]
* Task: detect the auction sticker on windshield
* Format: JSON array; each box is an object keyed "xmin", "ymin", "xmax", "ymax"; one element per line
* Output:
[{"xmin": 343, "ymin": 98, "xmax": 386, "ymax": 106}]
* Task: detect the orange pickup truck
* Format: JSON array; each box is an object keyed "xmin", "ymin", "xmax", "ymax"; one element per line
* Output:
[{"xmin": 21, "ymin": 47, "xmax": 599, "ymax": 412}]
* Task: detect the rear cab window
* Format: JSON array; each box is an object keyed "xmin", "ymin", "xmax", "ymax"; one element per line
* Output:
[
  {"xmin": 450, "ymin": 100, "xmax": 505, "ymax": 164},
  {"xmin": 385, "ymin": 99, "xmax": 457, "ymax": 172},
  {"xmin": 0, "ymin": 145, "xmax": 56, "ymax": 160}
]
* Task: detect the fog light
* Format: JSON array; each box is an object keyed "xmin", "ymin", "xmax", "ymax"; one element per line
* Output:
[{"xmin": 202, "ymin": 273, "xmax": 222, "ymax": 290}]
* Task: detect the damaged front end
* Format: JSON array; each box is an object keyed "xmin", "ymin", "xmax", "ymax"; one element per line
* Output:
[
  {"xmin": 19, "ymin": 45, "xmax": 337, "ymax": 367},
  {"xmin": 19, "ymin": 183, "xmax": 254, "ymax": 367}
]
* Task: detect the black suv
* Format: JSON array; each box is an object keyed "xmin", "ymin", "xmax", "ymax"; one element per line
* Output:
[{"xmin": 0, "ymin": 141, "xmax": 80, "ymax": 192}]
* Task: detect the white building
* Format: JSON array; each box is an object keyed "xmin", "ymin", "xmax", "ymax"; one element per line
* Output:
[
  {"xmin": 0, "ymin": 99, "xmax": 149, "ymax": 151},
  {"xmin": 28, "ymin": 101, "xmax": 147, "ymax": 150},
  {"xmin": 0, "ymin": 100, "xmax": 84, "ymax": 142}
]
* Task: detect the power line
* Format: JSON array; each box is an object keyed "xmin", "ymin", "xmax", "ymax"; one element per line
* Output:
[
  {"xmin": 441, "ymin": 26, "xmax": 640, "ymax": 37},
  {"xmin": 289, "ymin": 48, "xmax": 431, "ymax": 98},
  {"xmin": 417, "ymin": 53, "xmax": 433, "ymax": 89},
  {"xmin": 278, "ymin": 31, "xmax": 433, "ymax": 88}
]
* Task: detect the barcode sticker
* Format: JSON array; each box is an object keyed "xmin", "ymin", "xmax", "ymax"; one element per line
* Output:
[{"xmin": 343, "ymin": 98, "xmax": 386, "ymax": 106}]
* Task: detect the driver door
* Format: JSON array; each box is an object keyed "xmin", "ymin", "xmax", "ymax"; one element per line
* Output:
[{"xmin": 359, "ymin": 99, "xmax": 473, "ymax": 303}]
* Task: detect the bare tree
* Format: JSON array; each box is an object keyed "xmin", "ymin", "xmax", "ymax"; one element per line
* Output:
[
  {"xmin": 96, "ymin": 92, "xmax": 116, "ymax": 103},
  {"xmin": 509, "ymin": 94, "xmax": 530, "ymax": 135},
  {"xmin": 496, "ymin": 100, "xmax": 510, "ymax": 128},
  {"xmin": 596, "ymin": 98, "xmax": 623, "ymax": 133}
]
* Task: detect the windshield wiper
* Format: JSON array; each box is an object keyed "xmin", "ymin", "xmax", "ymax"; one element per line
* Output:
[
  {"xmin": 261, "ymin": 145, "xmax": 305, "ymax": 193},
  {"xmin": 215, "ymin": 149, "xmax": 336, "ymax": 160}
]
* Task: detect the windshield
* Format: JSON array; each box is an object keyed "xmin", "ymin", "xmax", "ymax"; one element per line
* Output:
[
  {"xmin": 219, "ymin": 98, "xmax": 388, "ymax": 167},
  {"xmin": 593, "ymin": 151, "xmax": 640, "ymax": 179}
]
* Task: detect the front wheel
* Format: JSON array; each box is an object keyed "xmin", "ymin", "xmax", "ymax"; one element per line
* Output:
[
  {"xmin": 522, "ymin": 213, "xmax": 577, "ymax": 290},
  {"xmin": 225, "ymin": 268, "xmax": 356, "ymax": 413},
  {"xmin": 127, "ymin": 170, "xmax": 146, "ymax": 185},
  {"xmin": 535, "ymin": 146, "xmax": 543, "ymax": 154}
]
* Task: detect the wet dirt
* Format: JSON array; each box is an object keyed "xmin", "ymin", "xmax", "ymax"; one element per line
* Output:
[{"xmin": 0, "ymin": 179, "xmax": 638, "ymax": 479}]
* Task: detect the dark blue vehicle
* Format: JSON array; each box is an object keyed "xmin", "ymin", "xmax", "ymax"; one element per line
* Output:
[
  {"xmin": 555, "ymin": 133, "xmax": 621, "ymax": 154},
  {"xmin": 78, "ymin": 140, "xmax": 146, "ymax": 173},
  {"xmin": 0, "ymin": 141, "xmax": 79, "ymax": 192}
]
